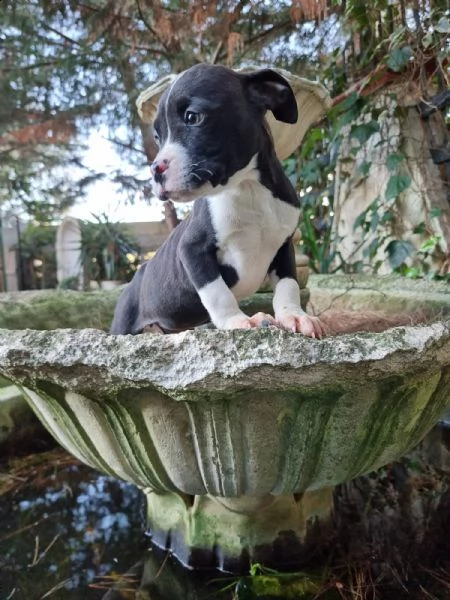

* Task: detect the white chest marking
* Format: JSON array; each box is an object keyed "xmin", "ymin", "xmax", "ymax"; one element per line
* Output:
[{"xmin": 207, "ymin": 178, "xmax": 299, "ymax": 299}]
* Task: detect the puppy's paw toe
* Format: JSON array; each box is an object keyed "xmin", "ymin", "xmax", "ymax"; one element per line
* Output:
[
  {"xmin": 222, "ymin": 312, "xmax": 277, "ymax": 330},
  {"xmin": 276, "ymin": 312, "xmax": 325, "ymax": 338},
  {"xmin": 248, "ymin": 312, "xmax": 277, "ymax": 328},
  {"xmin": 223, "ymin": 315, "xmax": 252, "ymax": 330}
]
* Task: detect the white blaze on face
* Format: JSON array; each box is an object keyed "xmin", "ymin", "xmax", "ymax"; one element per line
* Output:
[
  {"xmin": 151, "ymin": 71, "xmax": 202, "ymax": 201},
  {"xmin": 151, "ymin": 141, "xmax": 191, "ymax": 198},
  {"xmin": 164, "ymin": 70, "xmax": 185, "ymax": 144}
]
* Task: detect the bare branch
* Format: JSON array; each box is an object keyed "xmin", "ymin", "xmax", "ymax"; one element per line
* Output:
[
  {"xmin": 39, "ymin": 22, "xmax": 83, "ymax": 47},
  {"xmin": 211, "ymin": 40, "xmax": 223, "ymax": 64},
  {"xmin": 106, "ymin": 136, "xmax": 146, "ymax": 155},
  {"xmin": 135, "ymin": 0, "xmax": 171, "ymax": 55}
]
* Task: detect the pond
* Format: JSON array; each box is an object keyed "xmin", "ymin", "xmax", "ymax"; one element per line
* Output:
[
  {"xmin": 0, "ymin": 448, "xmax": 238, "ymax": 600},
  {"xmin": 0, "ymin": 450, "xmax": 145, "ymax": 599},
  {"xmin": 1, "ymin": 424, "xmax": 450, "ymax": 600}
]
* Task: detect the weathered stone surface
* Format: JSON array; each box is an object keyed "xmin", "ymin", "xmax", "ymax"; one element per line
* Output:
[
  {"xmin": 146, "ymin": 487, "xmax": 334, "ymax": 570},
  {"xmin": 0, "ymin": 323, "xmax": 449, "ymax": 495},
  {"xmin": 332, "ymin": 90, "xmax": 450, "ymax": 274},
  {"xmin": 1, "ymin": 275, "xmax": 447, "ymax": 333},
  {"xmin": 0, "ymin": 289, "xmax": 303, "ymax": 331},
  {"xmin": 0, "ymin": 289, "xmax": 120, "ymax": 331},
  {"xmin": 309, "ymin": 273, "xmax": 450, "ymax": 316}
]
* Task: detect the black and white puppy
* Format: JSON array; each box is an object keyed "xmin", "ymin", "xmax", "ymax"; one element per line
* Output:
[{"xmin": 110, "ymin": 63, "xmax": 324, "ymax": 337}]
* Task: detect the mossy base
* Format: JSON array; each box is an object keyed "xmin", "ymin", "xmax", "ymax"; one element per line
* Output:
[{"xmin": 145, "ymin": 488, "xmax": 333, "ymax": 571}]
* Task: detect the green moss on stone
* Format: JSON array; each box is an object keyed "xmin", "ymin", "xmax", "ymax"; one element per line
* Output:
[{"xmin": 0, "ymin": 289, "xmax": 121, "ymax": 331}]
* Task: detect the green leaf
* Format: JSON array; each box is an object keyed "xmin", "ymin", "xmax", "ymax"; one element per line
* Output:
[
  {"xmin": 357, "ymin": 160, "xmax": 371, "ymax": 177},
  {"xmin": 381, "ymin": 211, "xmax": 394, "ymax": 223},
  {"xmin": 386, "ymin": 153, "xmax": 405, "ymax": 172},
  {"xmin": 370, "ymin": 210, "xmax": 380, "ymax": 232},
  {"xmin": 385, "ymin": 240, "xmax": 415, "ymax": 270},
  {"xmin": 420, "ymin": 235, "xmax": 441, "ymax": 253},
  {"xmin": 422, "ymin": 31, "xmax": 434, "ymax": 49},
  {"xmin": 385, "ymin": 174, "xmax": 411, "ymax": 200},
  {"xmin": 353, "ymin": 208, "xmax": 368, "ymax": 231},
  {"xmin": 367, "ymin": 237, "xmax": 381, "ymax": 258},
  {"xmin": 405, "ymin": 266, "xmax": 422, "ymax": 279},
  {"xmin": 435, "ymin": 17, "xmax": 450, "ymax": 33},
  {"xmin": 350, "ymin": 120, "xmax": 380, "ymax": 144},
  {"xmin": 429, "ymin": 207, "xmax": 442, "ymax": 219},
  {"xmin": 387, "ymin": 46, "xmax": 414, "ymax": 72},
  {"xmin": 336, "ymin": 91, "xmax": 360, "ymax": 113},
  {"xmin": 413, "ymin": 222, "xmax": 426, "ymax": 235},
  {"xmin": 335, "ymin": 108, "xmax": 361, "ymax": 130},
  {"xmin": 299, "ymin": 160, "xmax": 321, "ymax": 185}
]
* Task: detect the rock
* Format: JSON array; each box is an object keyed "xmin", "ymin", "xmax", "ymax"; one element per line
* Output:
[{"xmin": 0, "ymin": 289, "xmax": 303, "ymax": 331}]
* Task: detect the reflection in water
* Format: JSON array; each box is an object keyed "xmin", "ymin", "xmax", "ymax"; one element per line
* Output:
[
  {"xmin": 98, "ymin": 549, "xmax": 238, "ymax": 600},
  {"xmin": 0, "ymin": 453, "xmax": 147, "ymax": 599},
  {"xmin": 0, "ymin": 451, "xmax": 231, "ymax": 600}
]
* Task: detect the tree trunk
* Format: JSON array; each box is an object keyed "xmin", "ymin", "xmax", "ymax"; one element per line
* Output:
[
  {"xmin": 332, "ymin": 83, "xmax": 450, "ymax": 274},
  {"xmin": 163, "ymin": 200, "xmax": 180, "ymax": 231}
]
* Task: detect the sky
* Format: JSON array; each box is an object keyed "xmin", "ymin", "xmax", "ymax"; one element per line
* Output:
[{"xmin": 68, "ymin": 131, "xmax": 165, "ymax": 224}]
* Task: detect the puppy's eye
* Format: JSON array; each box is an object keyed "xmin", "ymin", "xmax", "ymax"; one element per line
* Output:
[
  {"xmin": 153, "ymin": 132, "xmax": 160, "ymax": 145},
  {"xmin": 184, "ymin": 110, "xmax": 204, "ymax": 126}
]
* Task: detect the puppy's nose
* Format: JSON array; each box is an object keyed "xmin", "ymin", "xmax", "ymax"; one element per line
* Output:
[{"xmin": 151, "ymin": 159, "xmax": 169, "ymax": 184}]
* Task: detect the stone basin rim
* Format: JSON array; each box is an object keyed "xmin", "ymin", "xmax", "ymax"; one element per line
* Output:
[{"xmin": 0, "ymin": 322, "xmax": 449, "ymax": 397}]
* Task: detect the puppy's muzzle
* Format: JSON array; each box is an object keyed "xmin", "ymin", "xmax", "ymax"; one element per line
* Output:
[{"xmin": 151, "ymin": 158, "xmax": 169, "ymax": 185}]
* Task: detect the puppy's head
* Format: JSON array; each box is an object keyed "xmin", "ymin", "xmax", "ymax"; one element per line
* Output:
[{"xmin": 150, "ymin": 64, "xmax": 297, "ymax": 202}]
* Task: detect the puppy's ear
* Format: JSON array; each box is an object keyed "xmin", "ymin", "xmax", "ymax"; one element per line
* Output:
[{"xmin": 242, "ymin": 69, "xmax": 298, "ymax": 124}]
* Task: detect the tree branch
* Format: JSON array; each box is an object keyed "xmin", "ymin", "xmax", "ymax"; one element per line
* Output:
[
  {"xmin": 1, "ymin": 59, "xmax": 61, "ymax": 73},
  {"xmin": 106, "ymin": 136, "xmax": 146, "ymax": 155},
  {"xmin": 39, "ymin": 22, "xmax": 83, "ymax": 47},
  {"xmin": 211, "ymin": 41, "xmax": 223, "ymax": 64},
  {"xmin": 217, "ymin": 18, "xmax": 293, "ymax": 63},
  {"xmin": 135, "ymin": 0, "xmax": 172, "ymax": 56}
]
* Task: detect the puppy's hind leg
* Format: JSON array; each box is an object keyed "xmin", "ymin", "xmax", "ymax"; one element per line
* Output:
[{"xmin": 142, "ymin": 323, "xmax": 165, "ymax": 334}]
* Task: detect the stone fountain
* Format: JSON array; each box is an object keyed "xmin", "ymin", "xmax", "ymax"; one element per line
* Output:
[
  {"xmin": 0, "ymin": 275, "xmax": 449, "ymax": 571},
  {"xmin": 1, "ymin": 70, "xmax": 450, "ymax": 572}
]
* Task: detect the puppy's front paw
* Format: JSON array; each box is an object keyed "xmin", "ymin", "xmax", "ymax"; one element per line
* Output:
[
  {"xmin": 247, "ymin": 312, "xmax": 277, "ymax": 328},
  {"xmin": 223, "ymin": 314, "xmax": 253, "ymax": 330},
  {"xmin": 222, "ymin": 312, "xmax": 276, "ymax": 330},
  {"xmin": 276, "ymin": 308, "xmax": 325, "ymax": 338}
]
